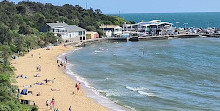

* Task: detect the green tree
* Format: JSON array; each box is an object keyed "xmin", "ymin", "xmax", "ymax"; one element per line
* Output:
[
  {"xmin": 0, "ymin": 45, "xmax": 11, "ymax": 66},
  {"xmin": 86, "ymin": 25, "xmax": 96, "ymax": 31},
  {"xmin": 0, "ymin": 23, "xmax": 12, "ymax": 45},
  {"xmin": 18, "ymin": 24, "xmax": 32, "ymax": 35}
]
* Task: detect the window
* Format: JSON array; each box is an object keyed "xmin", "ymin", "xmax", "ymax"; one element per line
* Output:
[{"xmin": 79, "ymin": 31, "xmax": 82, "ymax": 35}]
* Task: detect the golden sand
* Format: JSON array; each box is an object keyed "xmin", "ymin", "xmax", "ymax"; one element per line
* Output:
[{"xmin": 11, "ymin": 45, "xmax": 108, "ymax": 111}]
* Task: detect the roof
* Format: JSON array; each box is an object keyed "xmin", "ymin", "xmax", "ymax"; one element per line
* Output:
[
  {"xmin": 46, "ymin": 22, "xmax": 86, "ymax": 32},
  {"xmin": 134, "ymin": 20, "xmax": 173, "ymax": 26},
  {"xmin": 46, "ymin": 23, "xmax": 68, "ymax": 28},
  {"xmin": 86, "ymin": 31, "xmax": 98, "ymax": 34},
  {"xmin": 66, "ymin": 25, "xmax": 86, "ymax": 32},
  {"xmin": 99, "ymin": 25, "xmax": 122, "ymax": 29}
]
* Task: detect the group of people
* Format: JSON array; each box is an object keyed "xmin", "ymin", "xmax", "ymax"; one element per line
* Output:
[
  {"xmin": 31, "ymin": 53, "xmax": 41, "ymax": 59},
  {"xmin": 72, "ymin": 83, "xmax": 81, "ymax": 94},
  {"xmin": 46, "ymin": 98, "xmax": 71, "ymax": 111},
  {"xmin": 46, "ymin": 97, "xmax": 57, "ymax": 110},
  {"xmin": 17, "ymin": 74, "xmax": 28, "ymax": 79},
  {"xmin": 57, "ymin": 59, "xmax": 67, "ymax": 69},
  {"xmin": 28, "ymin": 48, "xmax": 78, "ymax": 110}
]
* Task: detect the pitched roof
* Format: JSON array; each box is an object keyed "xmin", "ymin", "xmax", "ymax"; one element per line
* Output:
[
  {"xmin": 66, "ymin": 25, "xmax": 86, "ymax": 32},
  {"xmin": 46, "ymin": 23, "xmax": 68, "ymax": 28}
]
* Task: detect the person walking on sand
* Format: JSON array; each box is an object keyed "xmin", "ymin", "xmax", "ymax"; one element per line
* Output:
[
  {"xmin": 77, "ymin": 83, "xmax": 80, "ymax": 92},
  {"xmin": 75, "ymin": 83, "xmax": 78, "ymax": 88},
  {"xmin": 50, "ymin": 101, "xmax": 53, "ymax": 110},
  {"xmin": 51, "ymin": 101, "xmax": 55, "ymax": 110},
  {"xmin": 69, "ymin": 106, "xmax": 72, "ymax": 111},
  {"xmin": 46, "ymin": 100, "xmax": 49, "ymax": 108},
  {"xmin": 52, "ymin": 97, "xmax": 55, "ymax": 102}
]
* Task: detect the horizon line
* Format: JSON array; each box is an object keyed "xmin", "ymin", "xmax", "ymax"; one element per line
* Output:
[{"xmin": 106, "ymin": 11, "xmax": 220, "ymax": 15}]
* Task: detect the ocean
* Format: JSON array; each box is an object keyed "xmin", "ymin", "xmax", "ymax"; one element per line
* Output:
[
  {"xmin": 113, "ymin": 12, "xmax": 220, "ymax": 28},
  {"xmin": 66, "ymin": 38, "xmax": 220, "ymax": 111},
  {"xmin": 64, "ymin": 13, "xmax": 220, "ymax": 111}
]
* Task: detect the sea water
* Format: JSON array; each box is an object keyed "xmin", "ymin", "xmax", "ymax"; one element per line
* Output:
[
  {"xmin": 115, "ymin": 12, "xmax": 220, "ymax": 28},
  {"xmin": 67, "ymin": 38, "xmax": 220, "ymax": 111}
]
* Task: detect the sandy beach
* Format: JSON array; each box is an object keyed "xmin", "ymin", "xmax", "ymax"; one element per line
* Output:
[{"xmin": 11, "ymin": 45, "xmax": 108, "ymax": 111}]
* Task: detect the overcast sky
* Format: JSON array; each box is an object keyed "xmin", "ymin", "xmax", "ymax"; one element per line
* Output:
[{"xmin": 9, "ymin": 0, "xmax": 220, "ymax": 14}]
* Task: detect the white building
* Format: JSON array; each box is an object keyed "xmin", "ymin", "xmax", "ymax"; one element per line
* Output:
[
  {"xmin": 123, "ymin": 20, "xmax": 173, "ymax": 35},
  {"xmin": 41, "ymin": 22, "xmax": 86, "ymax": 42},
  {"xmin": 99, "ymin": 25, "xmax": 122, "ymax": 37}
]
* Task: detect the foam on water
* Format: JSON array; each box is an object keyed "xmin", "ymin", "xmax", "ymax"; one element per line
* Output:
[
  {"xmin": 65, "ymin": 38, "xmax": 220, "ymax": 111},
  {"xmin": 58, "ymin": 48, "xmax": 132, "ymax": 111},
  {"xmin": 126, "ymin": 86, "xmax": 148, "ymax": 91},
  {"xmin": 138, "ymin": 91, "xmax": 157, "ymax": 97}
]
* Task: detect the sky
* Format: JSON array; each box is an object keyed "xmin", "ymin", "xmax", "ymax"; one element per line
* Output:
[{"xmin": 9, "ymin": 0, "xmax": 220, "ymax": 14}]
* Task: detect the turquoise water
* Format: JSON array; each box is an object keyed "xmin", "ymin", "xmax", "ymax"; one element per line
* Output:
[
  {"xmin": 68, "ymin": 38, "xmax": 220, "ymax": 111},
  {"xmin": 115, "ymin": 12, "xmax": 220, "ymax": 28}
]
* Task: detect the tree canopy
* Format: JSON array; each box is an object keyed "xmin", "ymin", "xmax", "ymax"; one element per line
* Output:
[{"xmin": 0, "ymin": 0, "xmax": 131, "ymax": 110}]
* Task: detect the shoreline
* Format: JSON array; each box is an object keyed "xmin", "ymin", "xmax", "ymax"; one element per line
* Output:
[
  {"xmin": 58, "ymin": 48, "xmax": 131, "ymax": 111},
  {"xmin": 11, "ymin": 45, "xmax": 109, "ymax": 111}
]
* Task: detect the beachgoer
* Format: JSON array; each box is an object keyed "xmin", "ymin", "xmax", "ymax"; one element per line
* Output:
[
  {"xmin": 52, "ymin": 78, "xmax": 56, "ymax": 84},
  {"xmin": 31, "ymin": 54, "xmax": 33, "ymax": 58},
  {"xmin": 45, "ymin": 78, "xmax": 48, "ymax": 84},
  {"xmin": 51, "ymin": 88, "xmax": 60, "ymax": 91},
  {"xmin": 36, "ymin": 92, "xmax": 40, "ymax": 96},
  {"xmin": 75, "ymin": 83, "xmax": 77, "ymax": 88},
  {"xmin": 77, "ymin": 83, "xmax": 80, "ymax": 92},
  {"xmin": 65, "ymin": 56, "xmax": 68, "ymax": 63},
  {"xmin": 46, "ymin": 100, "xmax": 49, "ymax": 108},
  {"xmin": 52, "ymin": 97, "xmax": 55, "ymax": 102},
  {"xmin": 36, "ymin": 65, "xmax": 41, "ymax": 72},
  {"xmin": 34, "ymin": 73, "xmax": 40, "ymax": 77},
  {"xmin": 57, "ymin": 59, "xmax": 59, "ymax": 64},
  {"xmin": 60, "ymin": 62, "xmax": 63, "ymax": 67},
  {"xmin": 33, "ymin": 101, "xmax": 35, "ymax": 106},
  {"xmin": 50, "ymin": 102, "xmax": 53, "ymax": 110},
  {"xmin": 69, "ymin": 106, "xmax": 72, "ymax": 111},
  {"xmin": 56, "ymin": 108, "xmax": 59, "ymax": 111},
  {"xmin": 52, "ymin": 101, "xmax": 55, "ymax": 109}
]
